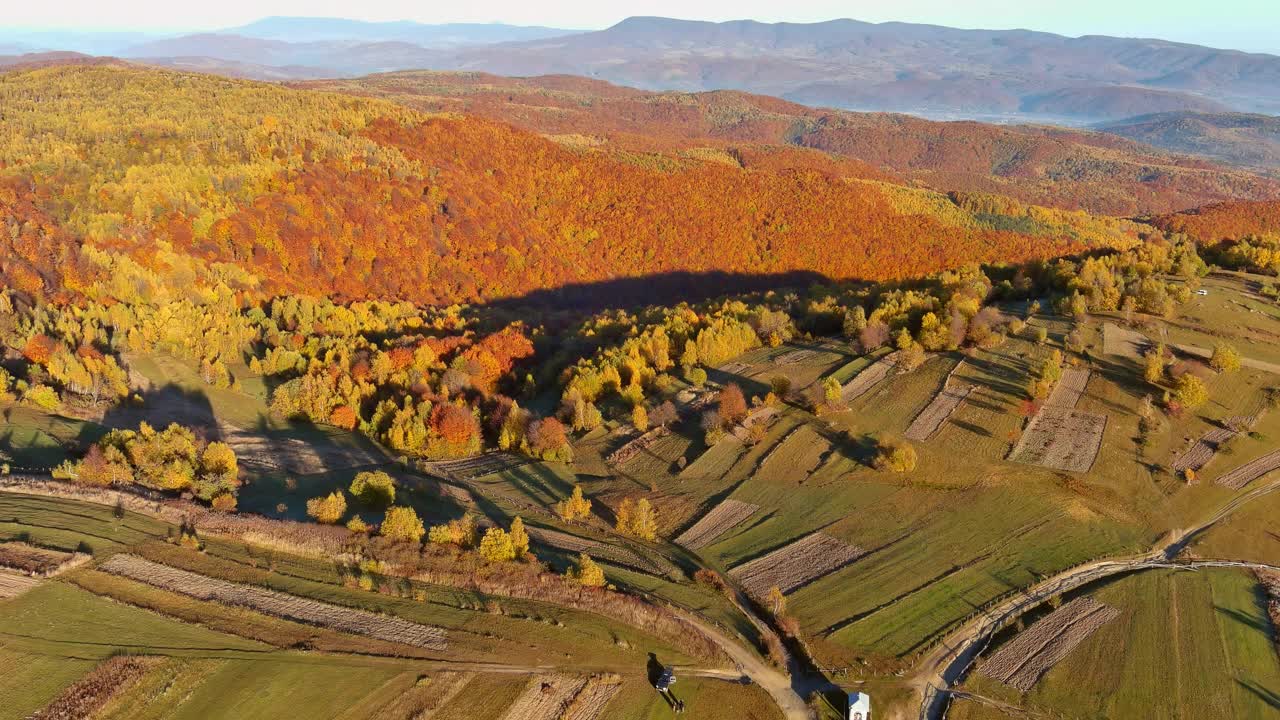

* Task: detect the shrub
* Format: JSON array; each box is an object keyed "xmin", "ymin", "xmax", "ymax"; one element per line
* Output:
[
  {"xmin": 306, "ymin": 491, "xmax": 347, "ymax": 524},
  {"xmin": 350, "ymin": 470, "xmax": 396, "ymax": 507},
  {"xmin": 1210, "ymin": 343, "xmax": 1242, "ymax": 373},
  {"xmin": 478, "ymin": 527, "xmax": 517, "ymax": 563},
  {"xmin": 380, "ymin": 506, "xmax": 425, "ymax": 543},
  {"xmin": 874, "ymin": 436, "xmax": 918, "ymax": 473},
  {"xmin": 567, "ymin": 553, "xmax": 606, "ymax": 588},
  {"xmin": 1173, "ymin": 374, "xmax": 1209, "ymax": 409}
]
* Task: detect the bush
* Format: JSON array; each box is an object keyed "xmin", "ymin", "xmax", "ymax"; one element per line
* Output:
[
  {"xmin": 306, "ymin": 491, "xmax": 347, "ymax": 524},
  {"xmin": 567, "ymin": 553, "xmax": 606, "ymax": 588},
  {"xmin": 350, "ymin": 470, "xmax": 396, "ymax": 507},
  {"xmin": 1173, "ymin": 374, "xmax": 1209, "ymax": 409},
  {"xmin": 380, "ymin": 506, "xmax": 425, "ymax": 543},
  {"xmin": 874, "ymin": 436, "xmax": 918, "ymax": 473},
  {"xmin": 1209, "ymin": 343, "xmax": 1242, "ymax": 373}
]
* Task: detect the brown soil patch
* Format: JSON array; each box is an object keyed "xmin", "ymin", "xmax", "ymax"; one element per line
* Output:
[
  {"xmin": 1009, "ymin": 407, "xmax": 1107, "ymax": 473},
  {"xmin": 905, "ymin": 384, "xmax": 975, "ymax": 441},
  {"xmin": 675, "ymin": 499, "xmax": 760, "ymax": 550},
  {"xmin": 607, "ymin": 427, "xmax": 672, "ymax": 466},
  {"xmin": 1044, "ymin": 368, "xmax": 1091, "ymax": 409},
  {"xmin": 729, "ymin": 533, "xmax": 866, "ymax": 598},
  {"xmin": 98, "ymin": 554, "xmax": 447, "ymax": 649},
  {"xmin": 979, "ymin": 597, "xmax": 1120, "ymax": 692},
  {"xmin": 840, "ymin": 354, "xmax": 897, "ymax": 404}
]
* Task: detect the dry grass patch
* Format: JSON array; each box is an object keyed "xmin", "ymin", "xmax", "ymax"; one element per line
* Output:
[
  {"xmin": 371, "ymin": 671, "xmax": 472, "ymax": 720},
  {"xmin": 98, "ymin": 554, "xmax": 447, "ymax": 650},
  {"xmin": 675, "ymin": 499, "xmax": 760, "ymax": 550},
  {"xmin": 0, "ymin": 541, "xmax": 87, "ymax": 576},
  {"xmin": 1009, "ymin": 407, "xmax": 1107, "ymax": 473},
  {"xmin": 1102, "ymin": 322, "xmax": 1147, "ymax": 359},
  {"xmin": 729, "ymin": 533, "xmax": 866, "ymax": 598},
  {"xmin": 0, "ymin": 569, "xmax": 41, "ymax": 598},
  {"xmin": 30, "ymin": 655, "xmax": 162, "ymax": 720},
  {"xmin": 220, "ymin": 422, "xmax": 385, "ymax": 475},
  {"xmin": 1215, "ymin": 449, "xmax": 1280, "ymax": 489},
  {"xmin": 524, "ymin": 527, "xmax": 664, "ymax": 575},
  {"xmin": 500, "ymin": 675, "xmax": 587, "ymax": 720},
  {"xmin": 562, "ymin": 675, "xmax": 624, "ymax": 720},
  {"xmin": 978, "ymin": 597, "xmax": 1120, "ymax": 692}
]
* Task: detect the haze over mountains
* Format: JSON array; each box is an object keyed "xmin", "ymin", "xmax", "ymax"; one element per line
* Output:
[{"xmin": 6, "ymin": 15, "xmax": 1280, "ymax": 125}]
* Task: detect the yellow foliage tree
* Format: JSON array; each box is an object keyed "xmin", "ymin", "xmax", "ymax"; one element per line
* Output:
[
  {"xmin": 306, "ymin": 491, "xmax": 347, "ymax": 524},
  {"xmin": 380, "ymin": 506, "xmax": 425, "ymax": 543}
]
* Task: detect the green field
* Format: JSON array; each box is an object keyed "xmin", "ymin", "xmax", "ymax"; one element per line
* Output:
[{"xmin": 957, "ymin": 568, "xmax": 1280, "ymax": 719}]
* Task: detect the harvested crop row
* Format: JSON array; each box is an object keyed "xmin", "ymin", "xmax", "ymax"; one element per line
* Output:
[
  {"xmin": 1172, "ymin": 425, "xmax": 1239, "ymax": 473},
  {"xmin": 524, "ymin": 527, "xmax": 664, "ymax": 575},
  {"xmin": 840, "ymin": 354, "xmax": 897, "ymax": 404},
  {"xmin": 675, "ymin": 499, "xmax": 760, "ymax": 550},
  {"xmin": 0, "ymin": 570, "xmax": 41, "ymax": 598},
  {"xmin": 424, "ymin": 451, "xmax": 529, "ymax": 480},
  {"xmin": 979, "ymin": 597, "xmax": 1119, "ymax": 692},
  {"xmin": 607, "ymin": 426, "xmax": 672, "ymax": 466},
  {"xmin": 905, "ymin": 383, "xmax": 975, "ymax": 441},
  {"xmin": 31, "ymin": 655, "xmax": 161, "ymax": 720},
  {"xmin": 1044, "ymin": 367, "xmax": 1091, "ymax": 409},
  {"xmin": 1216, "ymin": 449, "xmax": 1280, "ymax": 489},
  {"xmin": 98, "ymin": 554, "xmax": 447, "ymax": 649},
  {"xmin": 774, "ymin": 348, "xmax": 818, "ymax": 366},
  {"xmin": 1010, "ymin": 407, "xmax": 1107, "ymax": 473},
  {"xmin": 371, "ymin": 671, "xmax": 471, "ymax": 720},
  {"xmin": 500, "ymin": 675, "xmax": 588, "ymax": 720},
  {"xmin": 0, "ymin": 541, "xmax": 75, "ymax": 576},
  {"xmin": 730, "ymin": 533, "xmax": 865, "ymax": 598},
  {"xmin": 561, "ymin": 676, "xmax": 624, "ymax": 720}
]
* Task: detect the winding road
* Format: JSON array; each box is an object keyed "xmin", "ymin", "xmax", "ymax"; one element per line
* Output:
[{"xmin": 911, "ymin": 477, "xmax": 1280, "ymax": 719}]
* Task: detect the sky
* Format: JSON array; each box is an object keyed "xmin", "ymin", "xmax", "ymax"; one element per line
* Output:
[{"xmin": 6, "ymin": 0, "xmax": 1279, "ymax": 54}]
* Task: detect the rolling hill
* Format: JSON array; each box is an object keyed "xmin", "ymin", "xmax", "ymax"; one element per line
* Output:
[
  {"xmin": 300, "ymin": 70, "xmax": 1280, "ymax": 215},
  {"xmin": 1099, "ymin": 112, "xmax": 1280, "ymax": 173},
  {"xmin": 0, "ymin": 63, "xmax": 1150, "ymax": 308}
]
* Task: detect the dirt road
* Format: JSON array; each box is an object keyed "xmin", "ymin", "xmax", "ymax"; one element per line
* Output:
[{"xmin": 912, "ymin": 476, "xmax": 1280, "ymax": 719}]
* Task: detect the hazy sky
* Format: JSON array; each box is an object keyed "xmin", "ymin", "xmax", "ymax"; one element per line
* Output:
[{"xmin": 8, "ymin": 0, "xmax": 1279, "ymax": 54}]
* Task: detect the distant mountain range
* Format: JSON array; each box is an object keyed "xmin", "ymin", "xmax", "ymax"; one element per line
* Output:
[
  {"xmin": 1098, "ymin": 112, "xmax": 1280, "ymax": 174},
  {"xmin": 4, "ymin": 16, "xmax": 1280, "ymax": 125}
]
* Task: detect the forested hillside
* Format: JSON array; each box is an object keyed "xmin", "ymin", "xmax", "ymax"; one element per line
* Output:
[
  {"xmin": 0, "ymin": 64, "xmax": 1152, "ymax": 307},
  {"xmin": 301, "ymin": 71, "xmax": 1280, "ymax": 216}
]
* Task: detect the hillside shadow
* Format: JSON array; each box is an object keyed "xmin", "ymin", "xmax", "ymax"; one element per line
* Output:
[
  {"xmin": 483, "ymin": 269, "xmax": 833, "ymax": 312},
  {"xmin": 100, "ymin": 382, "xmax": 221, "ymax": 439}
]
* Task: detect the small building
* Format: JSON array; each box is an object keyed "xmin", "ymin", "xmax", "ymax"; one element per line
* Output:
[{"xmin": 847, "ymin": 691, "xmax": 872, "ymax": 720}]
